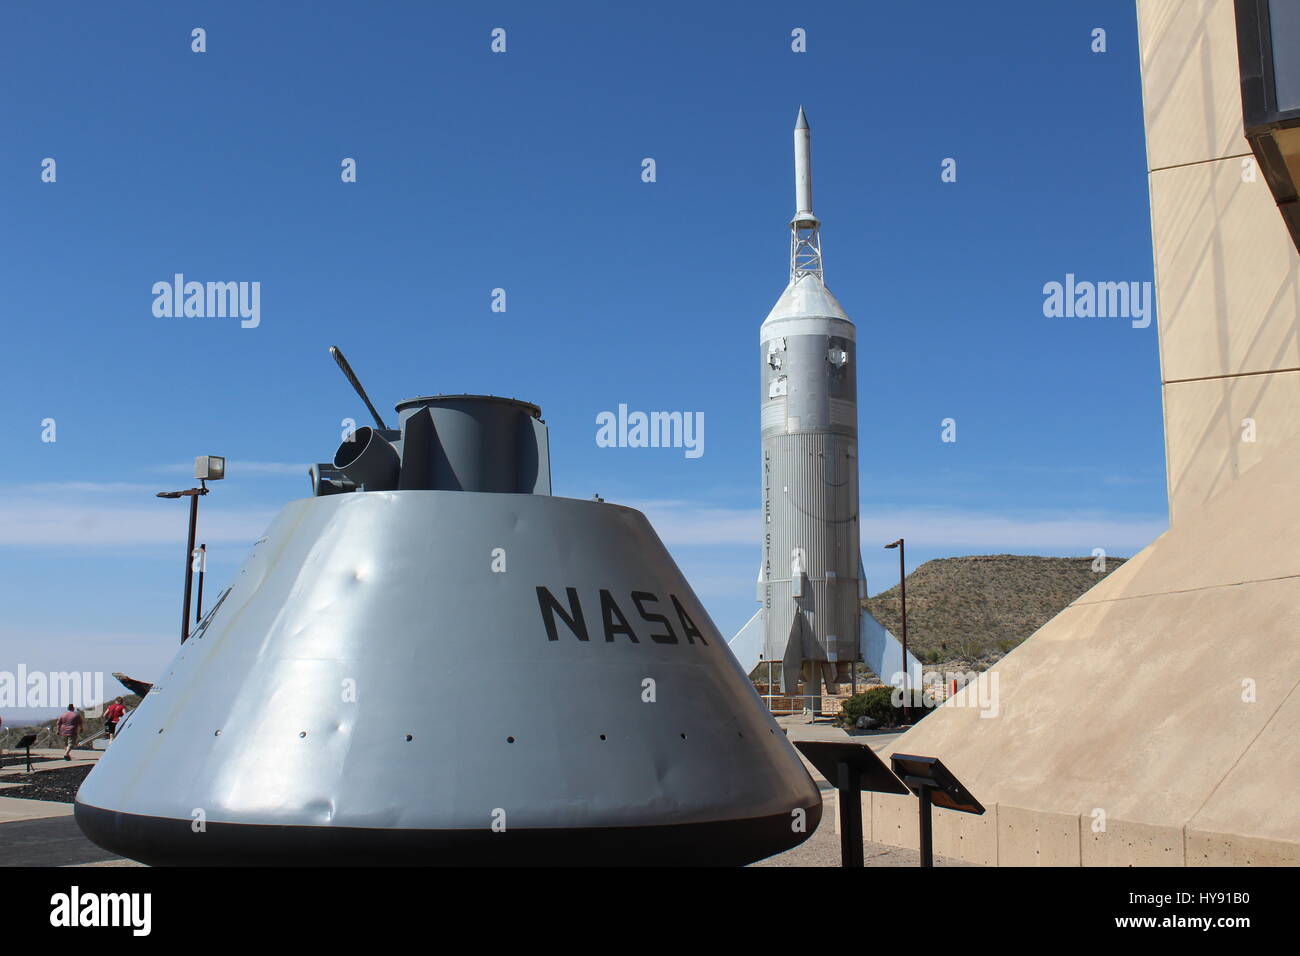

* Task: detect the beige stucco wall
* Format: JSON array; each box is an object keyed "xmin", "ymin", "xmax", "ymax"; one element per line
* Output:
[
  {"xmin": 865, "ymin": 429, "xmax": 1300, "ymax": 865},
  {"xmin": 858, "ymin": 0, "xmax": 1300, "ymax": 866},
  {"xmin": 1141, "ymin": 0, "xmax": 1300, "ymax": 523}
]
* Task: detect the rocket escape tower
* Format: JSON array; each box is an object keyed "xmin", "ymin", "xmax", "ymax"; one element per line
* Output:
[{"xmin": 790, "ymin": 106, "xmax": 824, "ymax": 281}]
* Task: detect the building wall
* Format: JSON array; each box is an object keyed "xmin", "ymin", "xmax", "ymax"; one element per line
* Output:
[
  {"xmin": 857, "ymin": 0, "xmax": 1300, "ymax": 867},
  {"xmin": 863, "ymin": 427, "xmax": 1300, "ymax": 865},
  {"xmin": 1140, "ymin": 0, "xmax": 1300, "ymax": 524}
]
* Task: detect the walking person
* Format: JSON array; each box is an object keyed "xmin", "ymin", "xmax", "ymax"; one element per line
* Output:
[
  {"xmin": 103, "ymin": 697, "xmax": 127, "ymax": 741},
  {"xmin": 55, "ymin": 705, "xmax": 83, "ymax": 760}
]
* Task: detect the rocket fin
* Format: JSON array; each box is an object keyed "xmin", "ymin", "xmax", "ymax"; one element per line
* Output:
[
  {"xmin": 727, "ymin": 608, "xmax": 765, "ymax": 676},
  {"xmin": 782, "ymin": 611, "xmax": 809, "ymax": 694},
  {"xmin": 859, "ymin": 608, "xmax": 923, "ymax": 690},
  {"xmin": 818, "ymin": 661, "xmax": 836, "ymax": 694}
]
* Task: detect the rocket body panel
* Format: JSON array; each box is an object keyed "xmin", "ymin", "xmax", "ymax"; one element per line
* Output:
[
  {"xmin": 761, "ymin": 432, "xmax": 862, "ymax": 661},
  {"xmin": 758, "ymin": 275, "xmax": 863, "ymax": 691}
]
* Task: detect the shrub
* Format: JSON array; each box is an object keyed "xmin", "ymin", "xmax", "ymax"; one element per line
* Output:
[
  {"xmin": 838, "ymin": 686, "xmax": 937, "ymax": 728},
  {"xmin": 839, "ymin": 686, "xmax": 897, "ymax": 728}
]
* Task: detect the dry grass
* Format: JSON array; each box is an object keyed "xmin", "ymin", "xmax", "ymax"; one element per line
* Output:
[{"xmin": 864, "ymin": 554, "xmax": 1127, "ymax": 661}]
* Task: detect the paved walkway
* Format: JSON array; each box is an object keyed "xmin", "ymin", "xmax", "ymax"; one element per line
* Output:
[
  {"xmin": 0, "ymin": 815, "xmax": 132, "ymax": 867},
  {"xmin": 0, "ymin": 747, "xmax": 138, "ymax": 866},
  {"xmin": 0, "ymin": 795, "xmax": 75, "ymax": 824}
]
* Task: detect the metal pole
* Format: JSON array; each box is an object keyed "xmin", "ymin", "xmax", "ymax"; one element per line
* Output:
[
  {"xmin": 195, "ymin": 543, "xmax": 207, "ymax": 623},
  {"xmin": 918, "ymin": 786, "xmax": 933, "ymax": 867},
  {"xmin": 837, "ymin": 761, "xmax": 864, "ymax": 867},
  {"xmin": 899, "ymin": 538, "xmax": 910, "ymax": 723},
  {"xmin": 181, "ymin": 492, "xmax": 200, "ymax": 643}
]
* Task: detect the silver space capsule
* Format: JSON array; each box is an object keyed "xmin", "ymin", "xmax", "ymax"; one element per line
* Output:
[{"xmin": 75, "ymin": 350, "xmax": 820, "ymax": 865}]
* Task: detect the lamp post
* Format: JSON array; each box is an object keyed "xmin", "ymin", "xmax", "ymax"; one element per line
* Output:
[
  {"xmin": 884, "ymin": 538, "xmax": 909, "ymax": 722},
  {"xmin": 158, "ymin": 456, "xmax": 224, "ymax": 643},
  {"xmin": 194, "ymin": 543, "xmax": 207, "ymax": 624}
]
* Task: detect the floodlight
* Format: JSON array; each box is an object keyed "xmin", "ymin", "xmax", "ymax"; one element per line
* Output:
[{"xmin": 195, "ymin": 455, "xmax": 226, "ymax": 481}]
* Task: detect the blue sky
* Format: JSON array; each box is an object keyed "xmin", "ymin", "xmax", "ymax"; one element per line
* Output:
[{"xmin": 0, "ymin": 1, "xmax": 1165, "ymax": 715}]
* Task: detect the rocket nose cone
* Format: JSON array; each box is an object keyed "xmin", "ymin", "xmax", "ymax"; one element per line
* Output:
[
  {"xmin": 763, "ymin": 273, "xmax": 851, "ymax": 326},
  {"xmin": 795, "ymin": 106, "xmax": 809, "ymax": 130}
]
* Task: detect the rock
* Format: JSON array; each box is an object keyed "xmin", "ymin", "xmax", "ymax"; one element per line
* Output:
[{"xmin": 855, "ymin": 715, "xmax": 880, "ymax": 730}]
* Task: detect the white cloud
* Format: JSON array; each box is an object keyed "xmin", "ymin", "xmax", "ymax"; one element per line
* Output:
[
  {"xmin": 0, "ymin": 483, "xmax": 1165, "ymax": 557},
  {"xmin": 0, "ymin": 627, "xmax": 175, "ymax": 690},
  {"xmin": 859, "ymin": 509, "xmax": 1166, "ymax": 553},
  {"xmin": 622, "ymin": 499, "xmax": 1166, "ymax": 555},
  {"xmin": 620, "ymin": 500, "xmax": 757, "ymax": 546},
  {"xmin": 13, "ymin": 481, "xmax": 161, "ymax": 494},
  {"xmin": 0, "ymin": 483, "xmax": 275, "ymax": 547},
  {"xmin": 158, "ymin": 461, "xmax": 308, "ymax": 477}
]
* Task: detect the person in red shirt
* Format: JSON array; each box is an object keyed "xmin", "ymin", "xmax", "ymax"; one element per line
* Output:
[
  {"xmin": 103, "ymin": 698, "xmax": 127, "ymax": 740},
  {"xmin": 55, "ymin": 705, "xmax": 83, "ymax": 760}
]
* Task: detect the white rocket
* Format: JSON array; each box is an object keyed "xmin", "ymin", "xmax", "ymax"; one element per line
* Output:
[{"xmin": 729, "ymin": 108, "xmax": 921, "ymax": 708}]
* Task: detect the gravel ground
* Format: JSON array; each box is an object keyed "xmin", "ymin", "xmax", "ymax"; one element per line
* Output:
[
  {"xmin": 755, "ymin": 815, "xmax": 978, "ymax": 867},
  {"xmin": 1, "ymin": 764, "xmax": 92, "ymax": 802},
  {"xmin": 0, "ymin": 755, "xmax": 62, "ymax": 769}
]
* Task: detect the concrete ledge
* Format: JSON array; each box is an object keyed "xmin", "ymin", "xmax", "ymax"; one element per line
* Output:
[
  {"xmin": 1081, "ymin": 817, "xmax": 1184, "ymax": 867},
  {"xmin": 1186, "ymin": 829, "xmax": 1300, "ymax": 866},
  {"xmin": 934, "ymin": 802, "xmax": 999, "ymax": 866},
  {"xmin": 830, "ymin": 792, "xmax": 989, "ymax": 866},
  {"xmin": 869, "ymin": 792, "xmax": 919, "ymax": 851},
  {"xmin": 858, "ymin": 800, "xmax": 1300, "ymax": 867},
  {"xmin": 831, "ymin": 792, "xmax": 871, "ymax": 842},
  {"xmin": 998, "ymin": 805, "xmax": 1077, "ymax": 867}
]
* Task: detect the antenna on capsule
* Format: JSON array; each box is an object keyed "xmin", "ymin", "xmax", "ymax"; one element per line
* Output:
[{"xmin": 329, "ymin": 346, "xmax": 388, "ymax": 431}]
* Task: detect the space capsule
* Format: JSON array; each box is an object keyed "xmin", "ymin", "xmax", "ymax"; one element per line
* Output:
[{"xmin": 75, "ymin": 350, "xmax": 820, "ymax": 866}]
